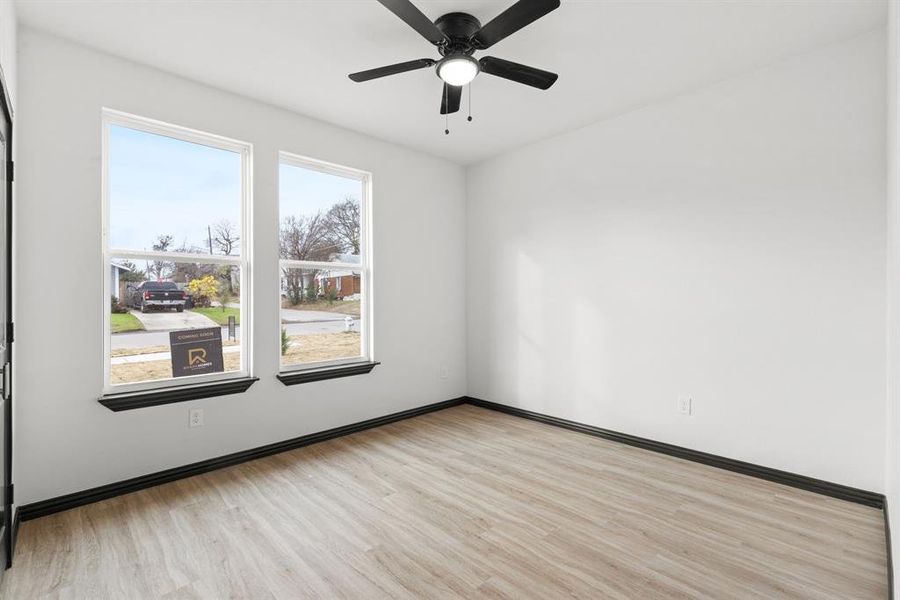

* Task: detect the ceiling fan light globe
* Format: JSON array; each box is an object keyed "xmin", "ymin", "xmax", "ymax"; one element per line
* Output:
[{"xmin": 437, "ymin": 55, "xmax": 479, "ymax": 86}]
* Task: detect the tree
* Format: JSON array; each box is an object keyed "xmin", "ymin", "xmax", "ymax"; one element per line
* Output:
[
  {"xmin": 280, "ymin": 212, "xmax": 336, "ymax": 262},
  {"xmin": 147, "ymin": 234, "xmax": 174, "ymax": 280},
  {"xmin": 211, "ymin": 220, "xmax": 239, "ymax": 256},
  {"xmin": 280, "ymin": 212, "xmax": 338, "ymax": 303},
  {"xmin": 326, "ymin": 197, "xmax": 360, "ymax": 256},
  {"xmin": 117, "ymin": 260, "xmax": 147, "ymax": 283},
  {"xmin": 215, "ymin": 264, "xmax": 239, "ymax": 296},
  {"xmin": 171, "ymin": 241, "xmax": 215, "ymax": 283},
  {"xmin": 207, "ymin": 221, "xmax": 241, "ymax": 294},
  {"xmin": 215, "ymin": 284, "xmax": 233, "ymax": 312}
]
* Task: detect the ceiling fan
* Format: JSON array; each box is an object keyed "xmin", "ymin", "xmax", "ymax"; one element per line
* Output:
[{"xmin": 349, "ymin": 0, "xmax": 560, "ymax": 119}]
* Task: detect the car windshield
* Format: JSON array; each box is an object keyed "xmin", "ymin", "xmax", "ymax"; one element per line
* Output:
[{"xmin": 142, "ymin": 282, "xmax": 179, "ymax": 290}]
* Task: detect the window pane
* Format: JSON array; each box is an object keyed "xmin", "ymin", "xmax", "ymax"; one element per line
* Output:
[
  {"xmin": 279, "ymin": 162, "xmax": 362, "ymax": 264},
  {"xmin": 110, "ymin": 259, "xmax": 242, "ymax": 386},
  {"xmin": 109, "ymin": 125, "xmax": 242, "ymax": 256},
  {"xmin": 280, "ymin": 268, "xmax": 362, "ymax": 368}
]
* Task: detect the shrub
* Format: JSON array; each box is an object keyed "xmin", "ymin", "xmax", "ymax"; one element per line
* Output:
[
  {"xmin": 215, "ymin": 286, "xmax": 233, "ymax": 311},
  {"xmin": 187, "ymin": 275, "xmax": 219, "ymax": 308},
  {"xmin": 325, "ymin": 286, "xmax": 338, "ymax": 306},
  {"xmin": 110, "ymin": 296, "xmax": 129, "ymax": 314},
  {"xmin": 286, "ymin": 286, "xmax": 302, "ymax": 306},
  {"xmin": 305, "ymin": 281, "xmax": 318, "ymax": 302},
  {"xmin": 281, "ymin": 328, "xmax": 290, "ymax": 356}
]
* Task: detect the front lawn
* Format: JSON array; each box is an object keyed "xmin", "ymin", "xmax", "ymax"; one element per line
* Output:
[
  {"xmin": 281, "ymin": 332, "xmax": 361, "ymax": 366},
  {"xmin": 281, "ymin": 299, "xmax": 361, "ymax": 317},
  {"xmin": 111, "ymin": 352, "xmax": 241, "ymax": 385},
  {"xmin": 110, "ymin": 312, "xmax": 144, "ymax": 334},
  {"xmin": 190, "ymin": 306, "xmax": 241, "ymax": 326}
]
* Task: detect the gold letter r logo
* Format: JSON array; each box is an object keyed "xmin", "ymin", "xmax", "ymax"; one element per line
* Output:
[{"xmin": 188, "ymin": 348, "xmax": 207, "ymax": 365}]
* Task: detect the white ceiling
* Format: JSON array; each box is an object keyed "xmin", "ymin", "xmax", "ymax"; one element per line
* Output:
[{"xmin": 17, "ymin": 0, "xmax": 887, "ymax": 165}]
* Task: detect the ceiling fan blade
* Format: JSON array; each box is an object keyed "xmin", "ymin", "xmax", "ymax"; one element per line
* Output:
[
  {"xmin": 472, "ymin": 0, "xmax": 560, "ymax": 49},
  {"xmin": 376, "ymin": 0, "xmax": 449, "ymax": 46},
  {"xmin": 349, "ymin": 58, "xmax": 435, "ymax": 82},
  {"xmin": 440, "ymin": 83, "xmax": 462, "ymax": 115},
  {"xmin": 479, "ymin": 56, "xmax": 558, "ymax": 90}
]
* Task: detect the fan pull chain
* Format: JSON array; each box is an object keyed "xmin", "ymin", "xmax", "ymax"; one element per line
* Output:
[
  {"xmin": 467, "ymin": 83, "xmax": 473, "ymax": 122},
  {"xmin": 444, "ymin": 84, "xmax": 450, "ymax": 135}
]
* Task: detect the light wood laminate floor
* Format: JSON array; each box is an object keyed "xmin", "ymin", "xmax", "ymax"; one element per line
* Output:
[{"xmin": 2, "ymin": 405, "xmax": 887, "ymax": 599}]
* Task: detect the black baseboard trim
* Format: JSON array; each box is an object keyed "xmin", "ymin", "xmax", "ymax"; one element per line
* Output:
[
  {"xmin": 886, "ymin": 499, "xmax": 894, "ymax": 599},
  {"xmin": 16, "ymin": 397, "xmax": 466, "ymax": 522},
  {"xmin": 8, "ymin": 507, "xmax": 18, "ymax": 568},
  {"xmin": 465, "ymin": 397, "xmax": 886, "ymax": 509}
]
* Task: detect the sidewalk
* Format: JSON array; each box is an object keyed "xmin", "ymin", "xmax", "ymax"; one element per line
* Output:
[
  {"xmin": 279, "ymin": 308, "xmax": 349, "ymax": 323},
  {"xmin": 111, "ymin": 344, "xmax": 241, "ymax": 365}
]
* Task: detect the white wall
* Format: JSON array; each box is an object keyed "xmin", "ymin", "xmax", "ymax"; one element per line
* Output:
[
  {"xmin": 0, "ymin": 0, "xmax": 15, "ymax": 109},
  {"xmin": 885, "ymin": 0, "xmax": 900, "ymax": 595},
  {"xmin": 14, "ymin": 28, "xmax": 467, "ymax": 505},
  {"xmin": 467, "ymin": 30, "xmax": 887, "ymax": 491}
]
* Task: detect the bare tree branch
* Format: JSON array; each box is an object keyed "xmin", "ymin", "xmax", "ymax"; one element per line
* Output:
[
  {"xmin": 147, "ymin": 234, "xmax": 174, "ymax": 280},
  {"xmin": 280, "ymin": 212, "xmax": 339, "ymax": 304},
  {"xmin": 211, "ymin": 220, "xmax": 240, "ymax": 256},
  {"xmin": 326, "ymin": 197, "xmax": 360, "ymax": 256},
  {"xmin": 280, "ymin": 212, "xmax": 338, "ymax": 262}
]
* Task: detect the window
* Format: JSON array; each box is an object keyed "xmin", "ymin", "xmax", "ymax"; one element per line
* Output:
[
  {"xmin": 278, "ymin": 153, "xmax": 371, "ymax": 372},
  {"xmin": 102, "ymin": 110, "xmax": 252, "ymax": 395}
]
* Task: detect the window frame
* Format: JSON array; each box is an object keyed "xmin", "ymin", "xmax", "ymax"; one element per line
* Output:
[
  {"xmin": 100, "ymin": 109, "xmax": 254, "ymax": 396},
  {"xmin": 277, "ymin": 151, "xmax": 373, "ymax": 374}
]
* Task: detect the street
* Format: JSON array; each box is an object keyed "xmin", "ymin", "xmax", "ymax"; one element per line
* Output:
[{"xmin": 112, "ymin": 309, "xmax": 359, "ymax": 349}]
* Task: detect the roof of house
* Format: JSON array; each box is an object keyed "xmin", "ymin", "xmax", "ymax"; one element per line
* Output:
[{"xmin": 330, "ymin": 253, "xmax": 360, "ymax": 264}]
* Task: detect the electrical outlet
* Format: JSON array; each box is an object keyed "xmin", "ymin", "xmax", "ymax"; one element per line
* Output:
[
  {"xmin": 439, "ymin": 366, "xmax": 449, "ymax": 380},
  {"xmin": 189, "ymin": 408, "xmax": 204, "ymax": 428},
  {"xmin": 677, "ymin": 396, "xmax": 692, "ymax": 416}
]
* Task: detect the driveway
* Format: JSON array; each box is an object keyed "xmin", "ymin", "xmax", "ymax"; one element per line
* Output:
[{"xmin": 129, "ymin": 309, "xmax": 218, "ymax": 332}]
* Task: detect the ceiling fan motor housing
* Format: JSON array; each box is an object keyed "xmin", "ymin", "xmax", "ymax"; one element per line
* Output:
[{"xmin": 435, "ymin": 13, "xmax": 482, "ymax": 55}]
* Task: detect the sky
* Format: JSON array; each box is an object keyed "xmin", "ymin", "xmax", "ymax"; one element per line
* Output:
[
  {"xmin": 279, "ymin": 162, "xmax": 360, "ymax": 224},
  {"xmin": 108, "ymin": 125, "xmax": 361, "ymax": 259}
]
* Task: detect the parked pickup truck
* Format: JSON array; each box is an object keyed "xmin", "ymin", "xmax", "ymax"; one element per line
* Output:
[{"xmin": 127, "ymin": 281, "xmax": 187, "ymax": 313}]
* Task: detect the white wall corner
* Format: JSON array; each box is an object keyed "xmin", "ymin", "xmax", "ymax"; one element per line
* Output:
[{"xmin": 885, "ymin": 1, "xmax": 900, "ymax": 596}]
